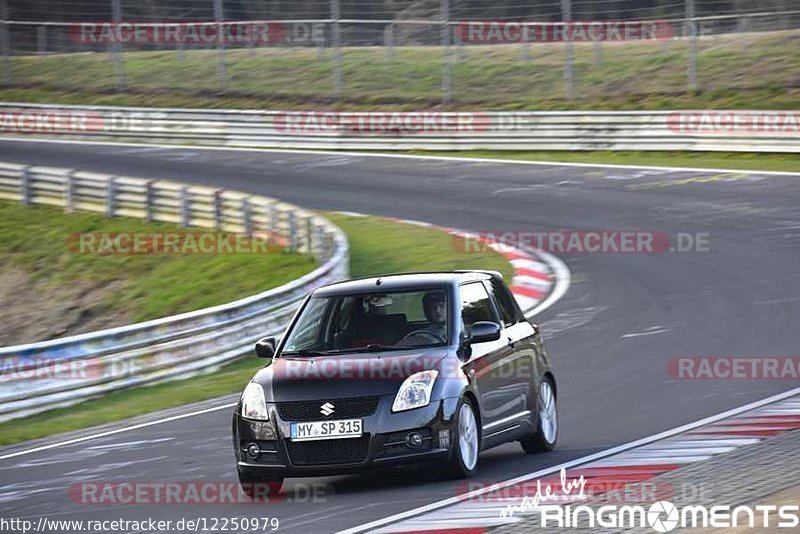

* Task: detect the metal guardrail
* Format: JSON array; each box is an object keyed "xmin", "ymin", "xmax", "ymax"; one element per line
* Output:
[
  {"xmin": 0, "ymin": 102, "xmax": 796, "ymax": 152},
  {"xmin": 0, "ymin": 161, "xmax": 349, "ymax": 422}
]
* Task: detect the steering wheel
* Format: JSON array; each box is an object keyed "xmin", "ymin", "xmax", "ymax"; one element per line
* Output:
[{"xmin": 397, "ymin": 329, "xmax": 446, "ymax": 346}]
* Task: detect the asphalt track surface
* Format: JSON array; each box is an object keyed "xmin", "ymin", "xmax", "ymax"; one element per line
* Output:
[{"xmin": 1, "ymin": 140, "xmax": 799, "ymax": 533}]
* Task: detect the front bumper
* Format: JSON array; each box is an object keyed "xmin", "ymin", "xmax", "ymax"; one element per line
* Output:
[{"xmin": 233, "ymin": 395, "xmax": 459, "ymax": 477}]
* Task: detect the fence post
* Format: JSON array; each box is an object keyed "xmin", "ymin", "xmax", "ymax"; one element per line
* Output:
[
  {"xmin": 269, "ymin": 201, "xmax": 278, "ymax": 237},
  {"xmin": 145, "ymin": 181, "xmax": 154, "ymax": 222},
  {"xmin": 305, "ymin": 216, "xmax": 313, "ymax": 254},
  {"xmin": 106, "ymin": 176, "xmax": 116, "ymax": 218},
  {"xmin": 520, "ymin": 25, "xmax": 531, "ymax": 62},
  {"xmin": 176, "ymin": 37, "xmax": 185, "ymax": 62},
  {"xmin": 180, "ymin": 186, "xmax": 190, "ymax": 227},
  {"xmin": 241, "ymin": 197, "xmax": 252, "ymax": 236},
  {"xmin": 331, "ymin": 0, "xmax": 343, "ymax": 97},
  {"xmin": 384, "ymin": 23, "xmax": 394, "ymax": 63},
  {"xmin": 288, "ymin": 210, "xmax": 297, "ymax": 251},
  {"xmin": 111, "ymin": 0, "xmax": 125, "ymax": 91},
  {"xmin": 20, "ymin": 166, "xmax": 31, "ymax": 205},
  {"xmin": 441, "ymin": 0, "xmax": 452, "ymax": 106},
  {"xmin": 65, "ymin": 172, "xmax": 75, "ymax": 213},
  {"xmin": 561, "ymin": 0, "xmax": 574, "ymax": 100},
  {"xmin": 1, "ymin": 0, "xmax": 10, "ymax": 84},
  {"xmin": 37, "ymin": 26, "xmax": 47, "ymax": 57},
  {"xmin": 593, "ymin": 40, "xmax": 603, "ymax": 66},
  {"xmin": 214, "ymin": 0, "xmax": 227, "ymax": 91},
  {"xmin": 686, "ymin": 0, "xmax": 698, "ymax": 91},
  {"xmin": 213, "ymin": 190, "xmax": 222, "ymax": 230}
]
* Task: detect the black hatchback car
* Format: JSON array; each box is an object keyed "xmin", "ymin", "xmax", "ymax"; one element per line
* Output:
[{"xmin": 233, "ymin": 271, "xmax": 557, "ymax": 494}]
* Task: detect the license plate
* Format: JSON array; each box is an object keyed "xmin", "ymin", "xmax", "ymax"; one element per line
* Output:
[{"xmin": 290, "ymin": 419, "xmax": 363, "ymax": 442}]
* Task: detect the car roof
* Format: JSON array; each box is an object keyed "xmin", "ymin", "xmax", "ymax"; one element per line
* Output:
[{"xmin": 313, "ymin": 271, "xmax": 501, "ymax": 297}]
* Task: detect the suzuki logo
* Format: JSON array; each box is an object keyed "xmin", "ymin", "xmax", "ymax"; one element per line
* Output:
[{"xmin": 320, "ymin": 402, "xmax": 334, "ymax": 416}]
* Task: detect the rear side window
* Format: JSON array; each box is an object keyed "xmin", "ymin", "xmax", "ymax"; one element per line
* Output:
[
  {"xmin": 460, "ymin": 282, "xmax": 498, "ymax": 327},
  {"xmin": 488, "ymin": 278, "xmax": 522, "ymax": 326}
]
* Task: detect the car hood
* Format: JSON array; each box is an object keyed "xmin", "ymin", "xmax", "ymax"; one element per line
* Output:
[{"xmin": 252, "ymin": 348, "xmax": 449, "ymax": 401}]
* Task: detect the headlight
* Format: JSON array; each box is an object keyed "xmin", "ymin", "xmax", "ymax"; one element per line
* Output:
[
  {"xmin": 241, "ymin": 383, "xmax": 269, "ymax": 420},
  {"xmin": 392, "ymin": 370, "xmax": 439, "ymax": 412}
]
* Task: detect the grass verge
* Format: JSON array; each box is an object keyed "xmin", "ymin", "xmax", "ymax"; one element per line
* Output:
[
  {"xmin": 0, "ymin": 200, "xmax": 315, "ymax": 344},
  {"xmin": 0, "ymin": 213, "xmax": 513, "ymax": 446},
  {"xmin": 2, "ymin": 30, "xmax": 800, "ymax": 110}
]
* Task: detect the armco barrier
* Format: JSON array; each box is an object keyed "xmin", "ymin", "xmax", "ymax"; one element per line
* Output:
[
  {"xmin": 0, "ymin": 161, "xmax": 349, "ymax": 422},
  {"xmin": 0, "ymin": 103, "xmax": 798, "ymax": 152}
]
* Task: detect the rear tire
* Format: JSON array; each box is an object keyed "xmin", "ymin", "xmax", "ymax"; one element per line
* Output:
[
  {"xmin": 237, "ymin": 468, "xmax": 284, "ymax": 500},
  {"xmin": 444, "ymin": 399, "xmax": 480, "ymax": 479},
  {"xmin": 521, "ymin": 377, "xmax": 558, "ymax": 454}
]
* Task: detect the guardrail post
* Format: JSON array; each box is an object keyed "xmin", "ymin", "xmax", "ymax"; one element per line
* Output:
[
  {"xmin": 315, "ymin": 223, "xmax": 325, "ymax": 260},
  {"xmin": 145, "ymin": 180, "xmax": 154, "ymax": 222},
  {"xmin": 65, "ymin": 171, "xmax": 75, "ymax": 213},
  {"xmin": 269, "ymin": 201, "xmax": 279, "ymax": 241},
  {"xmin": 288, "ymin": 210, "xmax": 297, "ymax": 251},
  {"xmin": 213, "ymin": 190, "xmax": 223, "ymax": 230},
  {"xmin": 20, "ymin": 166, "xmax": 31, "ymax": 205},
  {"xmin": 180, "ymin": 186, "xmax": 190, "ymax": 227},
  {"xmin": 242, "ymin": 197, "xmax": 252, "ymax": 237},
  {"xmin": 305, "ymin": 216, "xmax": 313, "ymax": 254},
  {"xmin": 106, "ymin": 176, "xmax": 117, "ymax": 218}
]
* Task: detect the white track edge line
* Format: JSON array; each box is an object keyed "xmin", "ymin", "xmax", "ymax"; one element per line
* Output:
[
  {"xmin": 335, "ymin": 386, "xmax": 800, "ymax": 534},
  {"xmin": 1, "ymin": 137, "xmax": 799, "ymax": 176},
  {"xmin": 0, "ymin": 402, "xmax": 236, "ymax": 461}
]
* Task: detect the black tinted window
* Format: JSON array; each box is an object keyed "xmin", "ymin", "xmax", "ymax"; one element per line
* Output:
[
  {"xmin": 489, "ymin": 278, "xmax": 520, "ymax": 326},
  {"xmin": 460, "ymin": 282, "xmax": 497, "ymax": 327}
]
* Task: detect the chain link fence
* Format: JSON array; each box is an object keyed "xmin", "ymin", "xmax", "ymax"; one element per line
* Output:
[{"xmin": 1, "ymin": 0, "xmax": 799, "ymax": 106}]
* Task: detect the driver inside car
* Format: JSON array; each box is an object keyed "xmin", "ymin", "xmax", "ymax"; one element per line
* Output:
[{"xmin": 420, "ymin": 290, "xmax": 447, "ymax": 339}]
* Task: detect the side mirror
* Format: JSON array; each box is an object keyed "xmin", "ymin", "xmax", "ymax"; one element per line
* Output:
[
  {"xmin": 255, "ymin": 337, "xmax": 276, "ymax": 359},
  {"xmin": 468, "ymin": 321, "xmax": 501, "ymax": 344}
]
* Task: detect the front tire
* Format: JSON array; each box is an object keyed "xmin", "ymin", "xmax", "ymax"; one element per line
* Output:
[
  {"xmin": 521, "ymin": 377, "xmax": 558, "ymax": 454},
  {"xmin": 444, "ymin": 399, "xmax": 480, "ymax": 478},
  {"xmin": 237, "ymin": 468, "xmax": 284, "ymax": 500}
]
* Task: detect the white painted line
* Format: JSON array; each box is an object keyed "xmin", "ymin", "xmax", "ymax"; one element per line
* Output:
[
  {"xmin": 336, "ymin": 387, "xmax": 800, "ymax": 534},
  {"xmin": 2, "ymin": 136, "xmax": 799, "ymax": 176},
  {"xmin": 524, "ymin": 248, "xmax": 570, "ymax": 318},
  {"xmin": 0, "ymin": 402, "xmax": 236, "ymax": 461}
]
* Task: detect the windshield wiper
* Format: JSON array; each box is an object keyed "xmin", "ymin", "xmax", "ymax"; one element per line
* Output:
[{"xmin": 280, "ymin": 348, "xmax": 333, "ymax": 357}]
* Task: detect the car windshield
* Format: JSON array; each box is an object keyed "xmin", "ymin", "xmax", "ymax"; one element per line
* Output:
[{"xmin": 281, "ymin": 288, "xmax": 449, "ymax": 355}]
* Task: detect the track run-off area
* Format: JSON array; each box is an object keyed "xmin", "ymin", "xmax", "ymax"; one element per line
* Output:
[{"xmin": 0, "ymin": 138, "xmax": 798, "ymax": 533}]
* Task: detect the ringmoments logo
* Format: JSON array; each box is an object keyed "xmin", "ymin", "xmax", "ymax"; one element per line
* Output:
[{"xmin": 534, "ymin": 501, "xmax": 800, "ymax": 531}]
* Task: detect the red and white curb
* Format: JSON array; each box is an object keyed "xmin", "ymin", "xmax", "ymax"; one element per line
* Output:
[
  {"xmin": 338, "ymin": 388, "xmax": 800, "ymax": 534},
  {"xmin": 333, "ymin": 212, "xmax": 570, "ymax": 318}
]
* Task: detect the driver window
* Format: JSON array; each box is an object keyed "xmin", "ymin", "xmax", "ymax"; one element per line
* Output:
[{"xmin": 460, "ymin": 282, "xmax": 497, "ymax": 329}]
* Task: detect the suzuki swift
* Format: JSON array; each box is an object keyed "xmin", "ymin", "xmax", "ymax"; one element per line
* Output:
[{"xmin": 232, "ymin": 271, "xmax": 557, "ymax": 494}]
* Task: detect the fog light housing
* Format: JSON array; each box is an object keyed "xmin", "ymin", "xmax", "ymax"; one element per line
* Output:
[
  {"xmin": 439, "ymin": 430, "xmax": 450, "ymax": 448},
  {"xmin": 246, "ymin": 442, "xmax": 261, "ymax": 459},
  {"xmin": 405, "ymin": 432, "xmax": 423, "ymax": 449}
]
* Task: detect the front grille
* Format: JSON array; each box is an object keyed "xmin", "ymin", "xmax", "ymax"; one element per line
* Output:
[
  {"xmin": 287, "ymin": 436, "xmax": 370, "ymax": 466},
  {"xmin": 277, "ymin": 397, "xmax": 379, "ymax": 422}
]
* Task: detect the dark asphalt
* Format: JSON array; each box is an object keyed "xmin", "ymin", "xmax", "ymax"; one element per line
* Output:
[{"xmin": 0, "ymin": 140, "xmax": 798, "ymax": 533}]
